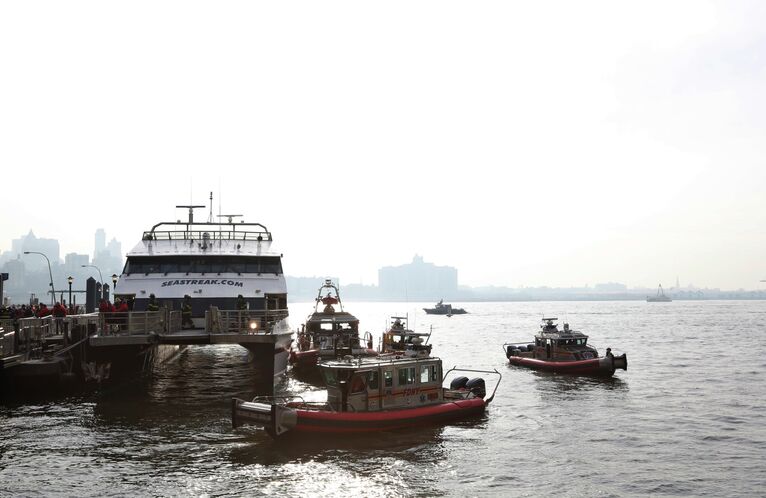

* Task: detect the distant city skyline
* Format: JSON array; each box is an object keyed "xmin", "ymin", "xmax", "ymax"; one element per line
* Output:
[{"xmin": 1, "ymin": 227, "xmax": 763, "ymax": 299}]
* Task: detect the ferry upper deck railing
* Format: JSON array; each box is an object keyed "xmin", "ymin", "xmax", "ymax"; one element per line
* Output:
[
  {"xmin": 142, "ymin": 222, "xmax": 272, "ymax": 243},
  {"xmin": 207, "ymin": 308, "xmax": 289, "ymax": 334}
]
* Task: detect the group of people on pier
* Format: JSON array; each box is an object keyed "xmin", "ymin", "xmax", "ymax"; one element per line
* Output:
[{"xmin": 0, "ymin": 302, "xmax": 80, "ymax": 322}]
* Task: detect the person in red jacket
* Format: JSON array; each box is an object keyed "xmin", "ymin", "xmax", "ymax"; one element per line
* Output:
[
  {"xmin": 114, "ymin": 298, "xmax": 129, "ymax": 313},
  {"xmin": 114, "ymin": 298, "xmax": 129, "ymax": 331},
  {"xmin": 52, "ymin": 302, "xmax": 67, "ymax": 335},
  {"xmin": 99, "ymin": 299, "xmax": 114, "ymax": 313},
  {"xmin": 36, "ymin": 303, "xmax": 51, "ymax": 317}
]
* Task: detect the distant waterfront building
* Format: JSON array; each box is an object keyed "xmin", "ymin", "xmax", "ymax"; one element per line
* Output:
[
  {"xmin": 286, "ymin": 276, "xmax": 341, "ymax": 301},
  {"xmin": 92, "ymin": 230, "xmax": 124, "ymax": 278},
  {"xmin": 64, "ymin": 253, "xmax": 90, "ymax": 273},
  {"xmin": 378, "ymin": 255, "xmax": 458, "ymax": 300},
  {"xmin": 11, "ymin": 230, "xmax": 61, "ymax": 268},
  {"xmin": 593, "ymin": 282, "xmax": 628, "ymax": 293}
]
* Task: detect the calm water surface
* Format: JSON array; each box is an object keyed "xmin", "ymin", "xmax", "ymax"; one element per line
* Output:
[{"xmin": 2, "ymin": 301, "xmax": 765, "ymax": 497}]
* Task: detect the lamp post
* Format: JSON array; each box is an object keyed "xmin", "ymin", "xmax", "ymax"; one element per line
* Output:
[
  {"xmin": 68, "ymin": 276, "xmax": 73, "ymax": 312},
  {"xmin": 24, "ymin": 251, "xmax": 55, "ymax": 306},
  {"xmin": 82, "ymin": 264, "xmax": 104, "ymax": 299},
  {"xmin": 112, "ymin": 274, "xmax": 118, "ymax": 292}
]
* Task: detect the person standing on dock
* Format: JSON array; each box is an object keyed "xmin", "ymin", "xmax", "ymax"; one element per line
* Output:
[
  {"xmin": 52, "ymin": 302, "xmax": 67, "ymax": 336},
  {"xmin": 181, "ymin": 295, "xmax": 193, "ymax": 329},
  {"xmin": 36, "ymin": 303, "xmax": 51, "ymax": 318}
]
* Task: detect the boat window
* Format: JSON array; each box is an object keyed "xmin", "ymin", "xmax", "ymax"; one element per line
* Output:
[
  {"xmin": 322, "ymin": 368, "xmax": 337, "ymax": 387},
  {"xmin": 577, "ymin": 338, "xmax": 587, "ymax": 345},
  {"xmin": 421, "ymin": 365, "xmax": 430, "ymax": 383},
  {"xmin": 368, "ymin": 371, "xmax": 379, "ymax": 390},
  {"xmin": 124, "ymin": 256, "xmax": 283, "ymax": 275},
  {"xmin": 420, "ymin": 364, "xmax": 439, "ymax": 384},
  {"xmin": 398, "ymin": 367, "xmax": 416, "ymax": 386},
  {"xmin": 384, "ymin": 370, "xmax": 393, "ymax": 388},
  {"xmin": 351, "ymin": 374, "xmax": 366, "ymax": 393}
]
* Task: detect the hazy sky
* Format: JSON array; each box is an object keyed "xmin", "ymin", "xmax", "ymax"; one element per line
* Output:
[{"xmin": 1, "ymin": 1, "xmax": 764, "ymax": 290}]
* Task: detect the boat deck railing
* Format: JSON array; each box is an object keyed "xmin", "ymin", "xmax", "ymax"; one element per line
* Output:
[
  {"xmin": 251, "ymin": 395, "xmax": 334, "ymax": 412},
  {"xmin": 208, "ymin": 309, "xmax": 289, "ymax": 334},
  {"xmin": 143, "ymin": 227, "xmax": 272, "ymax": 243},
  {"xmin": 97, "ymin": 311, "xmax": 181, "ymax": 336}
]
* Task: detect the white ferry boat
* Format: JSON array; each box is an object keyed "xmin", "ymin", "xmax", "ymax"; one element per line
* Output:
[{"xmin": 115, "ymin": 206, "xmax": 288, "ymax": 329}]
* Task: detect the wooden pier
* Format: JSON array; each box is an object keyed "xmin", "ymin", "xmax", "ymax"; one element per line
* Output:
[{"xmin": 0, "ymin": 308, "xmax": 292, "ymax": 396}]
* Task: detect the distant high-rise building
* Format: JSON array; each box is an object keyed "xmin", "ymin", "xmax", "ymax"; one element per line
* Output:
[
  {"xmin": 378, "ymin": 255, "xmax": 458, "ymax": 300},
  {"xmin": 94, "ymin": 229, "xmax": 106, "ymax": 258},
  {"xmin": 107, "ymin": 238, "xmax": 121, "ymax": 259}
]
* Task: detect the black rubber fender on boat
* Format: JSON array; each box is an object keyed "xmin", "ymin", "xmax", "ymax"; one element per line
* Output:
[
  {"xmin": 466, "ymin": 377, "xmax": 486, "ymax": 399},
  {"xmin": 450, "ymin": 376, "xmax": 469, "ymax": 390}
]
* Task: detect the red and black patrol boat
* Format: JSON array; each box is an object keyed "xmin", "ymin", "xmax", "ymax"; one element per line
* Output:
[
  {"xmin": 288, "ymin": 280, "xmax": 375, "ymax": 373},
  {"xmin": 504, "ymin": 318, "xmax": 627, "ymax": 377},
  {"xmin": 233, "ymin": 355, "xmax": 500, "ymax": 437}
]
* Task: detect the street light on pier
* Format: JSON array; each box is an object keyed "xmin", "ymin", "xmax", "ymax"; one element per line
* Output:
[
  {"xmin": 68, "ymin": 276, "xmax": 73, "ymax": 312},
  {"xmin": 23, "ymin": 251, "xmax": 55, "ymax": 306},
  {"xmin": 112, "ymin": 274, "xmax": 118, "ymax": 292},
  {"xmin": 81, "ymin": 264, "xmax": 104, "ymax": 298}
]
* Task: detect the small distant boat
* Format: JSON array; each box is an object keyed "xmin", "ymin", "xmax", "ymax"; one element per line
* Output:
[
  {"xmin": 423, "ymin": 299, "xmax": 467, "ymax": 315},
  {"xmin": 647, "ymin": 284, "xmax": 672, "ymax": 302},
  {"xmin": 503, "ymin": 318, "xmax": 627, "ymax": 377}
]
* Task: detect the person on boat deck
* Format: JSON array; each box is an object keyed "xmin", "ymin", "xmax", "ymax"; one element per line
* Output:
[
  {"xmin": 114, "ymin": 298, "xmax": 129, "ymax": 313},
  {"xmin": 606, "ymin": 347, "xmax": 613, "ymax": 358},
  {"xmin": 147, "ymin": 294, "xmax": 160, "ymax": 312},
  {"xmin": 236, "ymin": 294, "xmax": 247, "ymax": 311},
  {"xmin": 181, "ymin": 295, "xmax": 194, "ymax": 329},
  {"xmin": 99, "ymin": 299, "xmax": 114, "ymax": 313}
]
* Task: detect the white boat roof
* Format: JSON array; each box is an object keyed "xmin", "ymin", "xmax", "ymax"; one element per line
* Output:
[{"xmin": 321, "ymin": 355, "xmax": 442, "ymax": 371}]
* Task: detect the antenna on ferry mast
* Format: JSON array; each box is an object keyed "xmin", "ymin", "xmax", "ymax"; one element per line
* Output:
[
  {"xmin": 208, "ymin": 192, "xmax": 214, "ymax": 223},
  {"xmin": 176, "ymin": 205, "xmax": 205, "ymax": 224},
  {"xmin": 217, "ymin": 214, "xmax": 243, "ymax": 224}
]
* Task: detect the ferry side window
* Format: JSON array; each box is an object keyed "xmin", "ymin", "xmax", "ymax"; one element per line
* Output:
[
  {"xmin": 384, "ymin": 370, "xmax": 393, "ymax": 388},
  {"xmin": 368, "ymin": 371, "xmax": 379, "ymax": 390}
]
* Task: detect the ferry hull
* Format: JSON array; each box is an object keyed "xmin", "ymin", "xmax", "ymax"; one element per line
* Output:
[
  {"xmin": 507, "ymin": 354, "xmax": 627, "ymax": 377},
  {"xmin": 232, "ymin": 397, "xmax": 486, "ymax": 437}
]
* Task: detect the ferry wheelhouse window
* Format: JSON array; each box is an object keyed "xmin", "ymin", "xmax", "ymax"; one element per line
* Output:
[
  {"xmin": 398, "ymin": 367, "xmax": 416, "ymax": 386},
  {"xmin": 124, "ymin": 256, "xmax": 283, "ymax": 275},
  {"xmin": 420, "ymin": 364, "xmax": 438, "ymax": 383}
]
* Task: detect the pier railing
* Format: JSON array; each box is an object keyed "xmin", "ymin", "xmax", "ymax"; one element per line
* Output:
[
  {"xmin": 1, "ymin": 326, "xmax": 14, "ymax": 358},
  {"xmin": 206, "ymin": 308, "xmax": 289, "ymax": 334}
]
